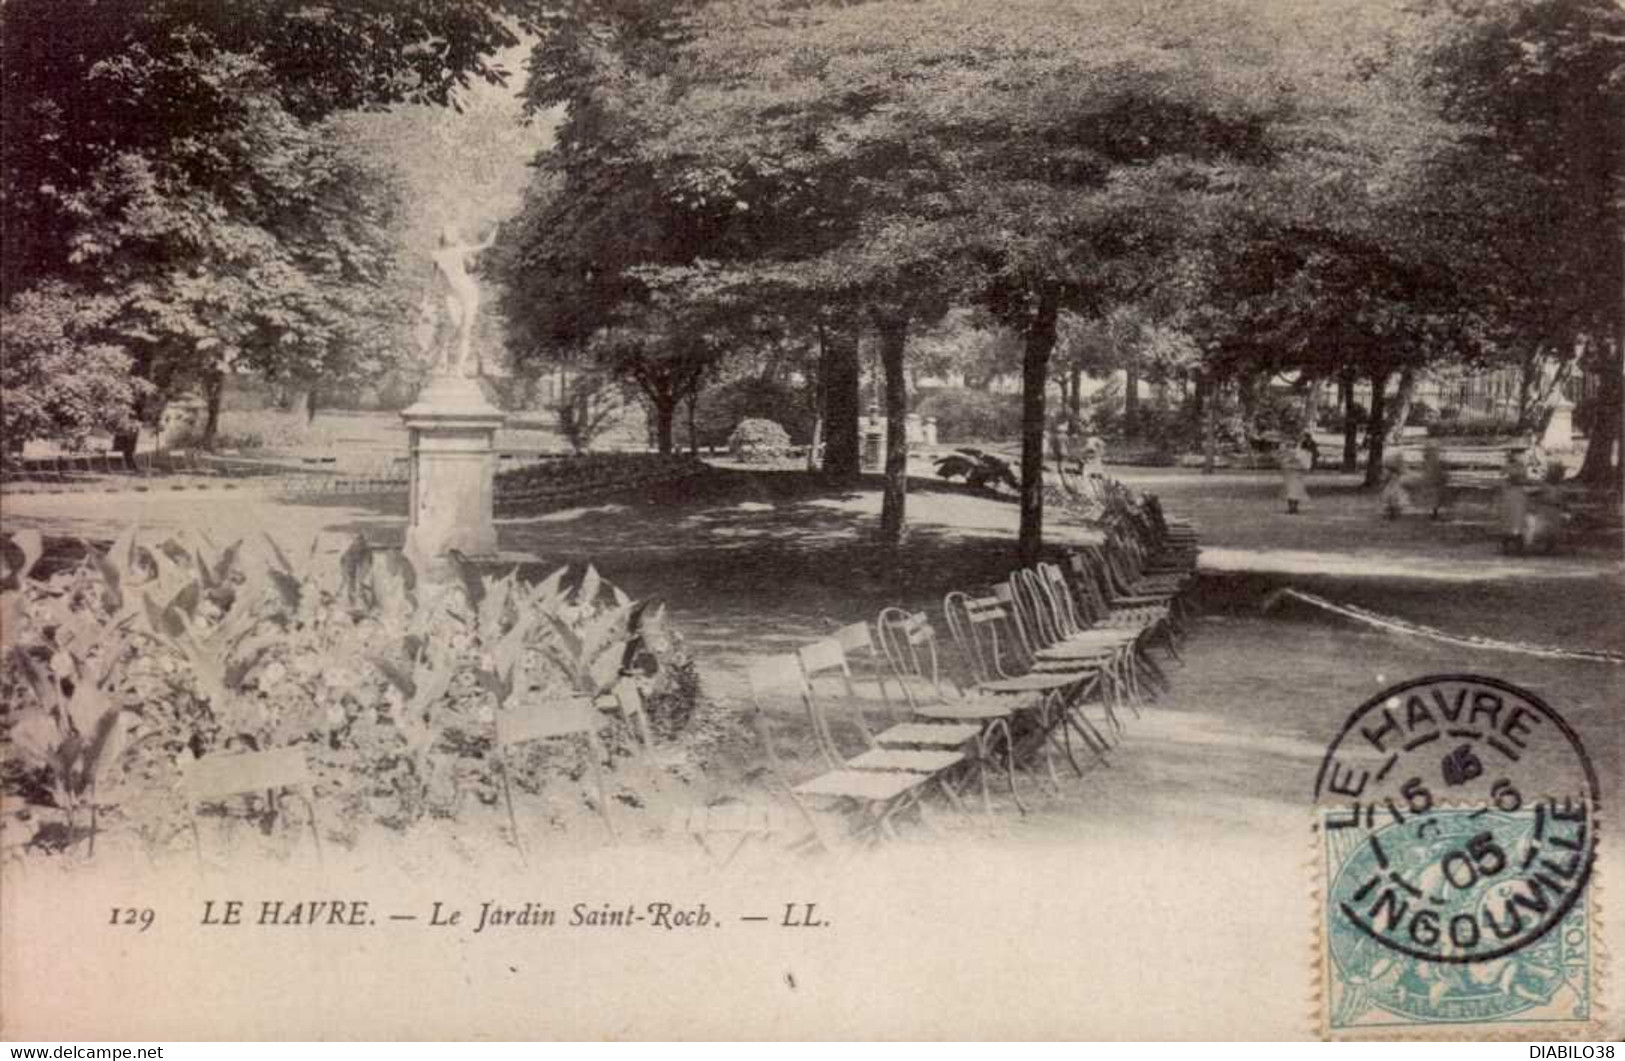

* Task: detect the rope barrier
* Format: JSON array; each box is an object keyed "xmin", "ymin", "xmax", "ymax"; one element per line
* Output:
[{"xmin": 1263, "ymin": 587, "xmax": 1625, "ymax": 665}]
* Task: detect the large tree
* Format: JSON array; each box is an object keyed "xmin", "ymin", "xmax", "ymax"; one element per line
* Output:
[
  {"xmin": 588, "ymin": 0, "xmax": 1306, "ymax": 558},
  {"xmin": 1417, "ymin": 0, "xmax": 1625, "ymax": 485},
  {"xmin": 1, "ymin": 0, "xmax": 534, "ymax": 452}
]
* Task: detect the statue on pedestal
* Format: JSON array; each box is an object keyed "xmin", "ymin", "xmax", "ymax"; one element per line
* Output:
[{"xmin": 430, "ymin": 222, "xmax": 499, "ymax": 376}]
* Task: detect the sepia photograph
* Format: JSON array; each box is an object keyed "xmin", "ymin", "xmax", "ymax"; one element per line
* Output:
[{"xmin": 1, "ymin": 0, "xmax": 1620, "ymax": 1043}]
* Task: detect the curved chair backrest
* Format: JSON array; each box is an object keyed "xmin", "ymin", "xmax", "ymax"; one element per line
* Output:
[
  {"xmin": 1066, "ymin": 551, "xmax": 1112, "ymax": 623},
  {"xmin": 1036, "ymin": 562, "xmax": 1085, "ymax": 638},
  {"xmin": 875, "ymin": 606, "xmax": 948, "ymax": 709},
  {"xmin": 944, "ymin": 590, "xmax": 1024, "ymax": 683},
  {"xmin": 796, "ymin": 637, "xmax": 870, "ymax": 766},
  {"xmin": 997, "ymin": 577, "xmax": 1053, "ymax": 661},
  {"xmin": 833, "ymin": 619, "xmax": 895, "ymax": 706},
  {"xmin": 745, "ymin": 652, "xmax": 818, "ymax": 779}
]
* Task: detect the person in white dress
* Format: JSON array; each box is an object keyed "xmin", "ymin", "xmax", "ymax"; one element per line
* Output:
[{"xmin": 1279, "ymin": 434, "xmax": 1314, "ymax": 514}]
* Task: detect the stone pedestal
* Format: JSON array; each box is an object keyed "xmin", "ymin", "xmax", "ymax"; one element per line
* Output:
[
  {"xmin": 1541, "ymin": 395, "xmax": 1576, "ymax": 453},
  {"xmin": 401, "ymin": 374, "xmax": 506, "ymax": 571}
]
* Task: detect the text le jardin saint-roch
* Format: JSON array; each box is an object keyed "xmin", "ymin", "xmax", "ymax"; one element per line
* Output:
[{"xmin": 199, "ymin": 899, "xmax": 830, "ymax": 934}]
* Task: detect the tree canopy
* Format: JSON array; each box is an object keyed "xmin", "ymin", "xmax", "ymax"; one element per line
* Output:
[{"xmin": 1, "ymin": 0, "xmax": 538, "ymax": 448}]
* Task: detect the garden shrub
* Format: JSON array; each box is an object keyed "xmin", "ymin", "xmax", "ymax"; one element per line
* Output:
[
  {"xmin": 1318, "ymin": 400, "xmax": 1366, "ymax": 435},
  {"xmin": 913, "ymin": 388, "xmax": 1021, "ymax": 442},
  {"xmin": 495, "ymin": 453, "xmax": 706, "ymax": 510},
  {"xmin": 0, "ymin": 527, "xmax": 711, "ymax": 862},
  {"xmin": 1247, "ymin": 389, "xmax": 1305, "ymax": 439},
  {"xmin": 680, "ymin": 377, "xmax": 815, "ymax": 449},
  {"xmin": 727, "ymin": 418, "xmax": 792, "ymax": 462},
  {"xmin": 1426, "ymin": 413, "xmax": 1521, "ymax": 439}
]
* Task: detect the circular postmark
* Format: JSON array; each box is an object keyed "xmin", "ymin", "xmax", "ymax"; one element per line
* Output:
[{"xmin": 1315, "ymin": 675, "xmax": 1599, "ymax": 966}]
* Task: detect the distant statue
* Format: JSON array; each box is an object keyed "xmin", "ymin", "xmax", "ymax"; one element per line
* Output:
[{"xmin": 431, "ymin": 222, "xmax": 499, "ymax": 375}]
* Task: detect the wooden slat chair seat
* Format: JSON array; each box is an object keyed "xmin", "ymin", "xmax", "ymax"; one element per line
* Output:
[
  {"xmin": 1069, "ymin": 552, "xmax": 1180, "ymax": 700},
  {"xmin": 747, "ymin": 654, "xmax": 933, "ymax": 847},
  {"xmin": 998, "ymin": 577, "xmax": 1133, "ymax": 658},
  {"xmin": 183, "ymin": 746, "xmax": 322, "ymax": 866},
  {"xmin": 797, "ymin": 638, "xmax": 969, "ymax": 814},
  {"xmin": 1069, "ymin": 551, "xmax": 1178, "ymax": 636},
  {"xmin": 942, "ymin": 591, "xmax": 1110, "ymax": 791},
  {"xmin": 823, "ymin": 623, "xmax": 974, "ymax": 750},
  {"xmin": 1101, "ymin": 520, "xmax": 1196, "ymax": 587},
  {"xmin": 1145, "ymin": 495, "xmax": 1200, "ymax": 539},
  {"xmin": 878, "ymin": 720, "xmax": 985, "ymax": 744},
  {"xmin": 1005, "ymin": 571, "xmax": 1134, "ymax": 729},
  {"xmin": 1082, "ymin": 544, "xmax": 1183, "ymax": 610},
  {"xmin": 792, "ymin": 769, "xmax": 926, "ymax": 802},
  {"xmin": 1037, "ymin": 561, "xmax": 1169, "ymax": 706},
  {"xmin": 950, "ymin": 591, "xmax": 1107, "ymax": 691},
  {"xmin": 874, "ymin": 608, "xmax": 1028, "ymax": 815},
  {"xmin": 797, "ymin": 637, "xmax": 969, "ymax": 763},
  {"xmin": 1119, "ymin": 541, "xmax": 1195, "ymax": 587},
  {"xmin": 999, "ymin": 572, "xmax": 1131, "ymax": 741}
]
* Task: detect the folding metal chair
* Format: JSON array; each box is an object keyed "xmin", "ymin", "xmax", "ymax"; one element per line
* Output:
[
  {"xmin": 1004, "ymin": 571, "xmax": 1135, "ymax": 730},
  {"xmin": 747, "ymin": 653, "xmax": 934, "ymax": 845},
  {"xmin": 831, "ymin": 620, "xmax": 898, "ymax": 707},
  {"xmin": 495, "ymin": 695, "xmax": 617, "ymax": 861},
  {"xmin": 1036, "ymin": 561, "xmax": 1169, "ymax": 706},
  {"xmin": 796, "ymin": 638, "xmax": 969, "ymax": 815},
  {"xmin": 183, "ymin": 746, "xmax": 322, "ymax": 867},
  {"xmin": 873, "ymin": 608, "xmax": 1028, "ymax": 814},
  {"xmin": 943, "ymin": 589, "xmax": 1111, "ymax": 785}
]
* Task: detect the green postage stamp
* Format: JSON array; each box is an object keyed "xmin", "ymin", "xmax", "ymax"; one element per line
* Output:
[{"xmin": 1313, "ymin": 675, "xmax": 1602, "ymax": 1039}]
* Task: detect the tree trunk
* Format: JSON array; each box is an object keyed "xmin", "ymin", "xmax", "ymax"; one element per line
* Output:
[
  {"xmin": 1577, "ymin": 338, "xmax": 1622, "ymax": 486},
  {"xmin": 1237, "ymin": 370, "xmax": 1259, "ymax": 433},
  {"xmin": 1297, "ymin": 373, "xmax": 1320, "ymax": 432},
  {"xmin": 1124, "ymin": 362, "xmax": 1140, "ymax": 439},
  {"xmin": 1068, "ymin": 367, "xmax": 1082, "ymax": 419},
  {"xmin": 1340, "ymin": 368, "xmax": 1358, "ymax": 472},
  {"xmin": 685, "ymin": 392, "xmax": 699, "ymax": 457},
  {"xmin": 1018, "ymin": 287, "xmax": 1060, "ymax": 564},
  {"xmin": 1196, "ymin": 374, "xmax": 1215, "ymax": 475},
  {"xmin": 1384, "ymin": 366, "xmax": 1417, "ymax": 445},
  {"xmin": 875, "ymin": 313, "xmax": 910, "ymax": 546},
  {"xmin": 1363, "ymin": 368, "xmax": 1391, "ymax": 487},
  {"xmin": 113, "ymin": 427, "xmax": 141, "ymax": 472},
  {"xmin": 652, "ymin": 395, "xmax": 676, "ymax": 455},
  {"xmin": 1515, "ymin": 348, "xmax": 1542, "ymax": 432},
  {"xmin": 820, "ymin": 321, "xmax": 861, "ymax": 479},
  {"xmin": 202, "ymin": 369, "xmax": 225, "ymax": 448}
]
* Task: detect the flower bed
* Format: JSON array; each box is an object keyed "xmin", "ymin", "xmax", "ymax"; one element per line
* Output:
[
  {"xmin": 494, "ymin": 453, "xmax": 710, "ymax": 511},
  {"xmin": 0, "ymin": 527, "xmax": 711, "ymax": 864}
]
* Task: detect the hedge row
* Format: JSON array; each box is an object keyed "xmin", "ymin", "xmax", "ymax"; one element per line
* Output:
[{"xmin": 495, "ymin": 454, "xmax": 710, "ymax": 510}]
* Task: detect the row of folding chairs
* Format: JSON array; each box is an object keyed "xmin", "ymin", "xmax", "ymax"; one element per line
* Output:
[
  {"xmin": 936, "ymin": 487, "xmax": 1202, "ymax": 797},
  {"xmin": 693, "ymin": 485, "xmax": 1200, "ymax": 855}
]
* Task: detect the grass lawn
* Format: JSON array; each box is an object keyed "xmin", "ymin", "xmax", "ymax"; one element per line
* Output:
[
  {"xmin": 4, "ymin": 460, "xmax": 1621, "ymax": 1039},
  {"xmin": 7, "ymin": 462, "xmax": 1618, "ymax": 815}
]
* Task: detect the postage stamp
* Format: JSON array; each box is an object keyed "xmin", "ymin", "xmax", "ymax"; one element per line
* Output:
[{"xmin": 1313, "ymin": 674, "xmax": 1603, "ymax": 1039}]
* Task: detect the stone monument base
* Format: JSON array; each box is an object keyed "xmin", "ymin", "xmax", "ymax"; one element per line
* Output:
[{"xmin": 401, "ymin": 374, "xmax": 506, "ymax": 575}]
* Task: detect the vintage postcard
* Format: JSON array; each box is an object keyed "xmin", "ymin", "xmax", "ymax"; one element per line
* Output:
[{"xmin": 2, "ymin": 0, "xmax": 1620, "ymax": 1043}]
